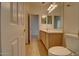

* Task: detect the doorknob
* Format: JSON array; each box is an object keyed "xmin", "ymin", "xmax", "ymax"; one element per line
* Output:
[{"xmin": 24, "ymin": 29, "xmax": 26, "ymax": 32}]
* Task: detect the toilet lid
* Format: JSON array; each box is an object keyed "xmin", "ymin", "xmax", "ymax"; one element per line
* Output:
[{"xmin": 48, "ymin": 46, "xmax": 71, "ymax": 56}]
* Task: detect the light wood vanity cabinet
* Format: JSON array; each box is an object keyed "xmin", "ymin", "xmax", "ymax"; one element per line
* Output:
[
  {"xmin": 47, "ymin": 33, "xmax": 63, "ymax": 48},
  {"xmin": 40, "ymin": 31, "xmax": 46, "ymax": 47},
  {"xmin": 40, "ymin": 30, "xmax": 63, "ymax": 50}
]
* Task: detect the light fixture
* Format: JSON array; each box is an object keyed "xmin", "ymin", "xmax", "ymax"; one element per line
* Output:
[
  {"xmin": 42, "ymin": 15, "xmax": 47, "ymax": 18},
  {"xmin": 48, "ymin": 4, "xmax": 58, "ymax": 13},
  {"xmin": 47, "ymin": 2, "xmax": 58, "ymax": 14},
  {"xmin": 47, "ymin": 4, "xmax": 53, "ymax": 11}
]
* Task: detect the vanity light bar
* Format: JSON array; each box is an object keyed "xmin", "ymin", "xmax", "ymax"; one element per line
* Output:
[
  {"xmin": 47, "ymin": 2, "xmax": 58, "ymax": 13},
  {"xmin": 47, "ymin": 2, "xmax": 56, "ymax": 11},
  {"xmin": 47, "ymin": 4, "xmax": 53, "ymax": 11},
  {"xmin": 48, "ymin": 4, "xmax": 58, "ymax": 13}
]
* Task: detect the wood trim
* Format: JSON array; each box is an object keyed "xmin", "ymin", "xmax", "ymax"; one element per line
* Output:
[
  {"xmin": 28, "ymin": 14, "xmax": 30, "ymax": 44},
  {"xmin": 0, "ymin": 2, "xmax": 1, "ymax": 56}
]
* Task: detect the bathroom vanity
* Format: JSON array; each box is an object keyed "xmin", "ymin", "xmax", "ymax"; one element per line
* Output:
[
  {"xmin": 40, "ymin": 3, "xmax": 64, "ymax": 50},
  {"xmin": 40, "ymin": 30, "xmax": 63, "ymax": 50},
  {"xmin": 40, "ymin": 15, "xmax": 63, "ymax": 50}
]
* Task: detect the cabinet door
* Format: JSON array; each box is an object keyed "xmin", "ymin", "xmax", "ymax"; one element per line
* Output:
[
  {"xmin": 40, "ymin": 31, "xmax": 46, "ymax": 46},
  {"xmin": 45, "ymin": 33, "xmax": 49, "ymax": 49},
  {"xmin": 49, "ymin": 33, "xmax": 63, "ymax": 48}
]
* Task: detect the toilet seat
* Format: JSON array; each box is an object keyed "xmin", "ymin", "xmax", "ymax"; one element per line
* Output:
[{"xmin": 48, "ymin": 46, "xmax": 72, "ymax": 56}]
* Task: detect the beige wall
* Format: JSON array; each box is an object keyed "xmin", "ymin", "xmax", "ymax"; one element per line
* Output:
[
  {"xmin": 64, "ymin": 3, "xmax": 79, "ymax": 55},
  {"xmin": 64, "ymin": 3, "xmax": 79, "ymax": 34}
]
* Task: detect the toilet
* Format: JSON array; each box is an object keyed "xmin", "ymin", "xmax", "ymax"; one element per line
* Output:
[
  {"xmin": 48, "ymin": 34, "xmax": 77, "ymax": 56},
  {"xmin": 48, "ymin": 46, "xmax": 73, "ymax": 56}
]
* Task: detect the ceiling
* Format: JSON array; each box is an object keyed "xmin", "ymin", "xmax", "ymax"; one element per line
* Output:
[{"xmin": 25, "ymin": 2, "xmax": 64, "ymax": 15}]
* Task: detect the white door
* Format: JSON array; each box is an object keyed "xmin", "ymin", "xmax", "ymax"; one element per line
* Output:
[
  {"xmin": 18, "ymin": 2, "xmax": 26, "ymax": 56},
  {"xmin": 18, "ymin": 2, "xmax": 28, "ymax": 55},
  {"xmin": 24, "ymin": 3, "xmax": 29, "ymax": 44},
  {"xmin": 1, "ymin": 2, "xmax": 27, "ymax": 56}
]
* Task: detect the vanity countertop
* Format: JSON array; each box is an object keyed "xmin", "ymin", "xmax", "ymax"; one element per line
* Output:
[{"xmin": 40, "ymin": 29, "xmax": 63, "ymax": 33}]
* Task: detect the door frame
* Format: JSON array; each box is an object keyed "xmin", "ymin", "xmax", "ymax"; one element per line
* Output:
[
  {"xmin": 28, "ymin": 14, "xmax": 40, "ymax": 43},
  {"xmin": 0, "ymin": 2, "xmax": 1, "ymax": 56},
  {"xmin": 28, "ymin": 14, "xmax": 30, "ymax": 44}
]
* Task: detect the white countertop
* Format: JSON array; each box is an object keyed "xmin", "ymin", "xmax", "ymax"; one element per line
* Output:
[{"xmin": 40, "ymin": 29, "xmax": 63, "ymax": 33}]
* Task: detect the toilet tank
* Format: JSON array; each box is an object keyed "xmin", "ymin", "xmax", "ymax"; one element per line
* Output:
[{"xmin": 64, "ymin": 34, "xmax": 79, "ymax": 55}]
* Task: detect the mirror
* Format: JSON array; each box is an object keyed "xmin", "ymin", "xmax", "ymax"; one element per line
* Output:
[
  {"xmin": 54, "ymin": 16, "xmax": 61, "ymax": 29},
  {"xmin": 41, "ymin": 15, "xmax": 47, "ymax": 24},
  {"xmin": 47, "ymin": 16, "xmax": 52, "ymax": 24},
  {"xmin": 40, "ymin": 2, "xmax": 64, "ymax": 30},
  {"xmin": 51, "ymin": 2, "xmax": 63, "ymax": 30}
]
